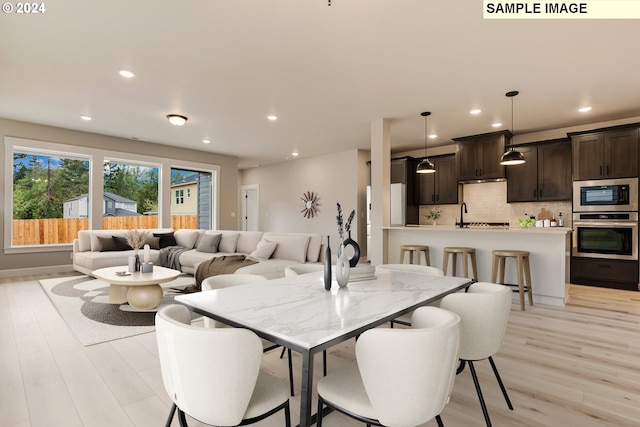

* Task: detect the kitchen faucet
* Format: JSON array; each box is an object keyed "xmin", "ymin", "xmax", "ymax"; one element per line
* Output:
[{"xmin": 460, "ymin": 202, "xmax": 467, "ymax": 228}]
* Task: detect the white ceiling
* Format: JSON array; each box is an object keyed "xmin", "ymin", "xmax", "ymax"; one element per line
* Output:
[{"xmin": 2, "ymin": 0, "xmax": 639, "ymax": 168}]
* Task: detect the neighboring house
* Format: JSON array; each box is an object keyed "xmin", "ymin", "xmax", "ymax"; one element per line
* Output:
[
  {"xmin": 170, "ymin": 175, "xmax": 198, "ymax": 215},
  {"xmin": 63, "ymin": 192, "xmax": 140, "ymax": 218}
]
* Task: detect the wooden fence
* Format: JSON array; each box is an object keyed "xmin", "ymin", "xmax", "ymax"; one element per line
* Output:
[{"xmin": 12, "ymin": 215, "xmax": 199, "ymax": 246}]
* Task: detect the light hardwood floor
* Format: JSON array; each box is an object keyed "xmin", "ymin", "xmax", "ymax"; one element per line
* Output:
[{"xmin": 1, "ymin": 273, "xmax": 640, "ymax": 427}]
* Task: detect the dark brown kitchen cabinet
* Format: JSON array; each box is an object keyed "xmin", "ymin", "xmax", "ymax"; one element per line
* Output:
[
  {"xmin": 507, "ymin": 139, "xmax": 572, "ymax": 202},
  {"xmin": 571, "ymin": 127, "xmax": 639, "ymax": 180},
  {"xmin": 416, "ymin": 155, "xmax": 458, "ymax": 205},
  {"xmin": 454, "ymin": 131, "xmax": 511, "ymax": 181}
]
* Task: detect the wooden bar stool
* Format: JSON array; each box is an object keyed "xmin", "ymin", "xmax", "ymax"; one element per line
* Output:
[
  {"xmin": 491, "ymin": 250, "xmax": 533, "ymax": 311},
  {"xmin": 442, "ymin": 247, "xmax": 478, "ymax": 280},
  {"xmin": 399, "ymin": 245, "xmax": 431, "ymax": 266}
]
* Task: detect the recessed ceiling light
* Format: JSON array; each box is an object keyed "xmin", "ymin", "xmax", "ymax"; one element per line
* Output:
[
  {"xmin": 202, "ymin": 139, "xmax": 211, "ymax": 144},
  {"xmin": 292, "ymin": 151, "xmax": 299, "ymax": 157},
  {"xmin": 428, "ymin": 134, "xmax": 437, "ymax": 139},
  {"xmin": 579, "ymin": 106, "xmax": 592, "ymax": 113},
  {"xmin": 470, "ymin": 109, "xmax": 482, "ymax": 115},
  {"xmin": 267, "ymin": 115, "xmax": 278, "ymax": 121},
  {"xmin": 80, "ymin": 115, "xmax": 92, "ymax": 121},
  {"xmin": 492, "ymin": 122, "xmax": 502, "ymax": 128},
  {"xmin": 167, "ymin": 114, "xmax": 188, "ymax": 126},
  {"xmin": 119, "ymin": 70, "xmax": 135, "ymax": 78}
]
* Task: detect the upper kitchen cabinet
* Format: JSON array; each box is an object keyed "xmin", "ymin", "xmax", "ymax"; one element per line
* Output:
[
  {"xmin": 391, "ymin": 156, "xmax": 418, "ymax": 204},
  {"xmin": 454, "ymin": 130, "xmax": 511, "ymax": 181},
  {"xmin": 571, "ymin": 126, "xmax": 639, "ymax": 181},
  {"xmin": 507, "ymin": 139, "xmax": 572, "ymax": 202},
  {"xmin": 415, "ymin": 154, "xmax": 458, "ymax": 205}
]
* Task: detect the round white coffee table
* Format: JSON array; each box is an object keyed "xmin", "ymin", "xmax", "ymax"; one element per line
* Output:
[{"xmin": 92, "ymin": 266, "xmax": 181, "ymax": 311}]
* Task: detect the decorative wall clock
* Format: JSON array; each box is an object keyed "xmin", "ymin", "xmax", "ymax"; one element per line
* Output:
[{"xmin": 301, "ymin": 191, "xmax": 320, "ymax": 218}]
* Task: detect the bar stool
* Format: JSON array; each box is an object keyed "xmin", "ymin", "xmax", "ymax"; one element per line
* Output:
[
  {"xmin": 442, "ymin": 247, "xmax": 478, "ymax": 280},
  {"xmin": 491, "ymin": 250, "xmax": 533, "ymax": 311},
  {"xmin": 399, "ymin": 245, "xmax": 431, "ymax": 266}
]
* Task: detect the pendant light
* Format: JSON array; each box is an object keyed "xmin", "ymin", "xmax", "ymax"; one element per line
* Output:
[
  {"xmin": 500, "ymin": 91, "xmax": 525, "ymax": 166},
  {"xmin": 416, "ymin": 111, "xmax": 436, "ymax": 174}
]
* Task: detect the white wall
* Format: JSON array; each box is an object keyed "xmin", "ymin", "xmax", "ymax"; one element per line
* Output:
[{"xmin": 240, "ymin": 149, "xmax": 370, "ymax": 255}]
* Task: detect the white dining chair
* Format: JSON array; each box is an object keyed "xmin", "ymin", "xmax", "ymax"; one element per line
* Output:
[
  {"xmin": 201, "ymin": 274, "xmax": 295, "ymax": 396},
  {"xmin": 155, "ymin": 304, "xmax": 291, "ymax": 427},
  {"xmin": 377, "ymin": 264, "xmax": 445, "ymax": 327},
  {"xmin": 316, "ymin": 306, "xmax": 461, "ymax": 427},
  {"xmin": 438, "ymin": 281, "xmax": 513, "ymax": 427},
  {"xmin": 284, "ymin": 263, "xmax": 324, "ymax": 277}
]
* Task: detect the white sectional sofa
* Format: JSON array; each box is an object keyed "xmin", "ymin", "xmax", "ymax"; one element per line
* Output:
[{"xmin": 73, "ymin": 228, "xmax": 323, "ymax": 279}]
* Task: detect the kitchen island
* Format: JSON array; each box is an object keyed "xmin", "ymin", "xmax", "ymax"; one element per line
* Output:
[{"xmin": 385, "ymin": 225, "xmax": 571, "ymax": 306}]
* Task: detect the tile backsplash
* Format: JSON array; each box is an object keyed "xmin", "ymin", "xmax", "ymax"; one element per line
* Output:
[{"xmin": 419, "ymin": 181, "xmax": 572, "ymax": 227}]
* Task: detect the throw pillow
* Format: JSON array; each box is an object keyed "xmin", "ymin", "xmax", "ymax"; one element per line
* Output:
[
  {"xmin": 144, "ymin": 236, "xmax": 161, "ymax": 250},
  {"xmin": 248, "ymin": 239, "xmax": 278, "ymax": 260},
  {"xmin": 218, "ymin": 233, "xmax": 240, "ymax": 253},
  {"xmin": 153, "ymin": 232, "xmax": 177, "ymax": 248},
  {"xmin": 196, "ymin": 233, "xmax": 222, "ymax": 253},
  {"xmin": 96, "ymin": 236, "xmax": 119, "ymax": 252},
  {"xmin": 112, "ymin": 236, "xmax": 133, "ymax": 251}
]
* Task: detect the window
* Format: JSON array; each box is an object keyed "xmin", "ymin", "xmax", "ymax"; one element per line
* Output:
[
  {"xmin": 5, "ymin": 136, "xmax": 220, "ymax": 252},
  {"xmin": 170, "ymin": 168, "xmax": 213, "ymax": 229},
  {"xmin": 12, "ymin": 149, "xmax": 90, "ymax": 246},
  {"xmin": 103, "ymin": 160, "xmax": 159, "ymax": 229}
]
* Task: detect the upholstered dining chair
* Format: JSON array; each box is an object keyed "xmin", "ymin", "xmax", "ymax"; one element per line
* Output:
[
  {"xmin": 201, "ymin": 274, "xmax": 295, "ymax": 397},
  {"xmin": 438, "ymin": 282, "xmax": 513, "ymax": 427},
  {"xmin": 377, "ymin": 263, "xmax": 445, "ymax": 328},
  {"xmin": 284, "ymin": 263, "xmax": 324, "ymax": 277},
  {"xmin": 316, "ymin": 306, "xmax": 461, "ymax": 427},
  {"xmin": 155, "ymin": 304, "xmax": 291, "ymax": 427}
]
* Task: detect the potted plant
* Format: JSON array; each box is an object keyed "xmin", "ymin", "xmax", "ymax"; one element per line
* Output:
[{"xmin": 425, "ymin": 208, "xmax": 441, "ymax": 225}]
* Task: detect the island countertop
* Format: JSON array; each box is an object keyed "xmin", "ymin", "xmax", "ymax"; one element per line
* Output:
[{"xmin": 384, "ymin": 225, "xmax": 571, "ymax": 306}]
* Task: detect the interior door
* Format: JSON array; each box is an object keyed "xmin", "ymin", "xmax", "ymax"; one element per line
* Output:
[{"xmin": 241, "ymin": 186, "xmax": 259, "ymax": 231}]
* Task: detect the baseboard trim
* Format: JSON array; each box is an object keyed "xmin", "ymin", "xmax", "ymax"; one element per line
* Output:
[{"xmin": 0, "ymin": 264, "xmax": 75, "ymax": 279}]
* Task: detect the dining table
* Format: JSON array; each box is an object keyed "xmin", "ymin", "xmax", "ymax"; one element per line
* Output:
[{"xmin": 175, "ymin": 267, "xmax": 471, "ymax": 427}]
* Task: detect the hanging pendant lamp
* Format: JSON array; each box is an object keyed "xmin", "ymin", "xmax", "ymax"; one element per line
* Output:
[
  {"xmin": 500, "ymin": 91, "xmax": 525, "ymax": 166},
  {"xmin": 416, "ymin": 111, "xmax": 436, "ymax": 174}
]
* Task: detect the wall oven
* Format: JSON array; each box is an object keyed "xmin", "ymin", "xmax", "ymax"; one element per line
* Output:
[
  {"xmin": 573, "ymin": 178, "xmax": 638, "ymax": 212},
  {"xmin": 572, "ymin": 212, "xmax": 638, "ymax": 260}
]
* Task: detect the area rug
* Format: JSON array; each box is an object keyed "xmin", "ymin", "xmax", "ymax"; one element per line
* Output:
[{"xmin": 39, "ymin": 274, "xmax": 196, "ymax": 346}]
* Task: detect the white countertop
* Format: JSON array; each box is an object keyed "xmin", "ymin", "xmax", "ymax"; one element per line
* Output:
[{"xmin": 385, "ymin": 225, "xmax": 572, "ymax": 234}]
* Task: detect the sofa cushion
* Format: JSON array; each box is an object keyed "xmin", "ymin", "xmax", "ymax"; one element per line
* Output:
[
  {"xmin": 249, "ymin": 239, "xmax": 278, "ymax": 260},
  {"xmin": 154, "ymin": 232, "xmax": 177, "ymax": 248},
  {"xmin": 145, "ymin": 236, "xmax": 161, "ymax": 250},
  {"xmin": 235, "ymin": 231, "xmax": 266, "ymax": 254},
  {"xmin": 112, "ymin": 236, "xmax": 134, "ymax": 251},
  {"xmin": 262, "ymin": 234, "xmax": 311, "ymax": 263},
  {"xmin": 197, "ymin": 233, "xmax": 221, "ymax": 253},
  {"xmin": 174, "ymin": 229, "xmax": 201, "ymax": 249},
  {"xmin": 219, "ymin": 232, "xmax": 240, "ymax": 253},
  {"xmin": 95, "ymin": 236, "xmax": 120, "ymax": 252}
]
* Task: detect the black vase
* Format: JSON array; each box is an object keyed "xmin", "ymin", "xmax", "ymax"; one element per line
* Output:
[
  {"xmin": 342, "ymin": 230, "xmax": 361, "ymax": 268},
  {"xmin": 324, "ymin": 236, "xmax": 332, "ymax": 291},
  {"xmin": 135, "ymin": 254, "xmax": 141, "ymax": 272}
]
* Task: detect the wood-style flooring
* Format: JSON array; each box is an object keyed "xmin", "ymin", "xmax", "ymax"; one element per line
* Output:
[{"xmin": 1, "ymin": 273, "xmax": 639, "ymax": 427}]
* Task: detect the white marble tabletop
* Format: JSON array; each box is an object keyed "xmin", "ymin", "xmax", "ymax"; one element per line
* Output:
[{"xmin": 175, "ymin": 268, "xmax": 470, "ymax": 351}]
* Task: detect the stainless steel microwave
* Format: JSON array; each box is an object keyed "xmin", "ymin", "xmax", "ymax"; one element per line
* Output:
[{"xmin": 573, "ymin": 178, "xmax": 638, "ymax": 212}]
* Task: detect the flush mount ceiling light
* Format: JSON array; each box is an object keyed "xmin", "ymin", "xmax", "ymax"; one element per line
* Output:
[
  {"xmin": 500, "ymin": 91, "xmax": 525, "ymax": 166},
  {"xmin": 167, "ymin": 114, "xmax": 188, "ymax": 126},
  {"xmin": 416, "ymin": 111, "xmax": 436, "ymax": 174}
]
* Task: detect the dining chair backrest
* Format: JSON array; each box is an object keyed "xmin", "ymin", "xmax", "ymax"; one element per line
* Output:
[
  {"xmin": 377, "ymin": 263, "xmax": 444, "ymax": 276},
  {"xmin": 155, "ymin": 304, "xmax": 263, "ymax": 426},
  {"xmin": 355, "ymin": 306, "xmax": 460, "ymax": 427},
  {"xmin": 438, "ymin": 281, "xmax": 512, "ymax": 360},
  {"xmin": 284, "ymin": 264, "xmax": 324, "ymax": 277}
]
